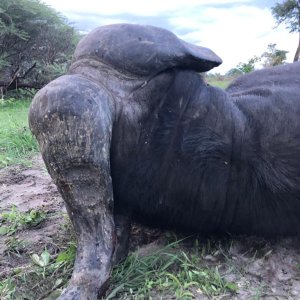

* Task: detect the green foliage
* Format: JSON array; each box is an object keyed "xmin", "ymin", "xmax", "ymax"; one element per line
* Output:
[
  {"xmin": 236, "ymin": 56, "xmax": 261, "ymax": 74},
  {"xmin": 272, "ymin": 0, "xmax": 300, "ymax": 61},
  {"xmin": 0, "ymin": 278, "xmax": 16, "ymax": 300},
  {"xmin": 0, "ymin": 0, "xmax": 80, "ymax": 96},
  {"xmin": 56, "ymin": 243, "xmax": 77, "ymax": 264},
  {"xmin": 226, "ymin": 43, "xmax": 289, "ymax": 76},
  {"xmin": 272, "ymin": 0, "xmax": 299, "ymax": 33},
  {"xmin": 261, "ymin": 43, "xmax": 289, "ymax": 67},
  {"xmin": 32, "ymin": 249, "xmax": 51, "ymax": 267},
  {"xmin": 225, "ymin": 56, "xmax": 260, "ymax": 76},
  {"xmin": 0, "ymin": 98, "xmax": 38, "ymax": 168},
  {"xmin": 225, "ymin": 68, "xmax": 243, "ymax": 77},
  {"xmin": 0, "ymin": 205, "xmax": 46, "ymax": 235}
]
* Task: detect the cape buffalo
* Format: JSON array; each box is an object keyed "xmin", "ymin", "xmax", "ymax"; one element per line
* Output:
[{"xmin": 29, "ymin": 24, "xmax": 300, "ymax": 299}]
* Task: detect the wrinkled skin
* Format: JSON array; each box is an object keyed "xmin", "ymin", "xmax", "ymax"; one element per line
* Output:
[{"xmin": 29, "ymin": 24, "xmax": 300, "ymax": 299}]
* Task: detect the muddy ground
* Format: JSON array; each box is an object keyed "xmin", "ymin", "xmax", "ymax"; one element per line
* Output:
[{"xmin": 0, "ymin": 156, "xmax": 300, "ymax": 299}]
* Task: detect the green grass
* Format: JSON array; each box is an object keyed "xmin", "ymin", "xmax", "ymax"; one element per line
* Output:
[
  {"xmin": 0, "ymin": 211, "xmax": 76, "ymax": 300},
  {"xmin": 206, "ymin": 79, "xmax": 232, "ymax": 89},
  {"xmin": 0, "ymin": 229, "xmax": 237, "ymax": 300},
  {"xmin": 0, "ymin": 213, "xmax": 237, "ymax": 300},
  {"xmin": 0, "ymin": 208, "xmax": 238, "ymax": 300},
  {"xmin": 0, "ymin": 245, "xmax": 76, "ymax": 300},
  {"xmin": 0, "ymin": 205, "xmax": 46, "ymax": 236},
  {"xmin": 106, "ymin": 239, "xmax": 237, "ymax": 299},
  {"xmin": 0, "ymin": 98, "xmax": 38, "ymax": 168}
]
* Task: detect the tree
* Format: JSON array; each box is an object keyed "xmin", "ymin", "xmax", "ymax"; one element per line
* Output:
[
  {"xmin": 225, "ymin": 68, "xmax": 243, "ymax": 77},
  {"xmin": 236, "ymin": 56, "xmax": 261, "ymax": 74},
  {"xmin": 260, "ymin": 43, "xmax": 289, "ymax": 67},
  {"xmin": 0, "ymin": 0, "xmax": 80, "ymax": 96},
  {"xmin": 225, "ymin": 56, "xmax": 260, "ymax": 77},
  {"xmin": 272, "ymin": 0, "xmax": 300, "ymax": 62}
]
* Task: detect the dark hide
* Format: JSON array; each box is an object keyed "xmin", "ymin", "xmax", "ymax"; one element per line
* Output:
[
  {"xmin": 113, "ymin": 64, "xmax": 300, "ymax": 237},
  {"xmin": 29, "ymin": 24, "xmax": 300, "ymax": 299}
]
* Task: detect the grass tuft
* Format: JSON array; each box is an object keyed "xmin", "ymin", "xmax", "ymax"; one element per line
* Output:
[
  {"xmin": 106, "ymin": 239, "xmax": 237, "ymax": 299},
  {"xmin": 0, "ymin": 206, "xmax": 46, "ymax": 236}
]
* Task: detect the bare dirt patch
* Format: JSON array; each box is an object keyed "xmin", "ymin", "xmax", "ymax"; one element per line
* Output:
[{"xmin": 0, "ymin": 156, "xmax": 300, "ymax": 299}]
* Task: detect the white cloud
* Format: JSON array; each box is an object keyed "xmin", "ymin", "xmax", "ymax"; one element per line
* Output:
[
  {"xmin": 43, "ymin": 0, "xmax": 297, "ymax": 73},
  {"xmin": 170, "ymin": 5, "xmax": 297, "ymax": 73},
  {"xmin": 169, "ymin": 5, "xmax": 297, "ymax": 73}
]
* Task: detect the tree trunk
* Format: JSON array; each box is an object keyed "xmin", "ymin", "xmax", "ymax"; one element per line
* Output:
[
  {"xmin": 293, "ymin": 33, "xmax": 300, "ymax": 61},
  {"xmin": 0, "ymin": 63, "xmax": 39, "ymax": 94},
  {"xmin": 295, "ymin": 1, "xmax": 300, "ymax": 62}
]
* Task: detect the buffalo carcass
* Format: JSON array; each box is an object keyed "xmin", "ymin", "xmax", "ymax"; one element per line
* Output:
[{"xmin": 29, "ymin": 24, "xmax": 300, "ymax": 299}]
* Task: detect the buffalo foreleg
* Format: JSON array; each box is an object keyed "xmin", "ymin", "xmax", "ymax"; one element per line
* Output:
[{"xmin": 29, "ymin": 75, "xmax": 116, "ymax": 299}]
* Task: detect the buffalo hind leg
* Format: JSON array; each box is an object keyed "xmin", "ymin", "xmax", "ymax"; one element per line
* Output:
[
  {"xmin": 29, "ymin": 75, "xmax": 116, "ymax": 299},
  {"xmin": 113, "ymin": 214, "xmax": 131, "ymax": 264}
]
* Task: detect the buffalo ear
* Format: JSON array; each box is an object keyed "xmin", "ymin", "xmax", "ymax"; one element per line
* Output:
[{"xmin": 73, "ymin": 24, "xmax": 222, "ymax": 76}]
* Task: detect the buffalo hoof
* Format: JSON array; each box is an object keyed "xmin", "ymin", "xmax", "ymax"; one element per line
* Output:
[{"xmin": 58, "ymin": 270, "xmax": 110, "ymax": 300}]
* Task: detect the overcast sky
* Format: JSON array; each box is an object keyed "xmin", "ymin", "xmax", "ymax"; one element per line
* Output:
[{"xmin": 43, "ymin": 0, "xmax": 297, "ymax": 74}]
